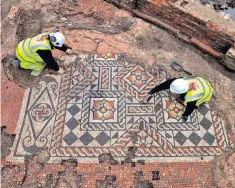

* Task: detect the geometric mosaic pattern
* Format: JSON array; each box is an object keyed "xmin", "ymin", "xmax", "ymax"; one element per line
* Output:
[{"xmin": 11, "ymin": 54, "xmax": 230, "ymax": 162}]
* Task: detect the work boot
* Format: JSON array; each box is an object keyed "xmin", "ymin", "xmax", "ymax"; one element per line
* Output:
[
  {"xmin": 12, "ymin": 59, "xmax": 20, "ymax": 68},
  {"xmin": 142, "ymin": 94, "xmax": 153, "ymax": 103},
  {"xmin": 31, "ymin": 69, "xmax": 43, "ymax": 76},
  {"xmin": 212, "ymin": 93, "xmax": 216, "ymax": 99}
]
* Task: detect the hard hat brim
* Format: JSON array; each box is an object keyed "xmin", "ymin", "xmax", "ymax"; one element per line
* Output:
[{"xmin": 170, "ymin": 80, "xmax": 189, "ymax": 94}]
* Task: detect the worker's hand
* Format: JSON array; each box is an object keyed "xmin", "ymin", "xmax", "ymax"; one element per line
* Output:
[
  {"xmin": 66, "ymin": 49, "xmax": 72, "ymax": 54},
  {"xmin": 57, "ymin": 68, "xmax": 65, "ymax": 75},
  {"xmin": 182, "ymin": 116, "xmax": 188, "ymax": 122},
  {"xmin": 176, "ymin": 98, "xmax": 185, "ymax": 105},
  {"xmin": 52, "ymin": 28, "xmax": 59, "ymax": 33}
]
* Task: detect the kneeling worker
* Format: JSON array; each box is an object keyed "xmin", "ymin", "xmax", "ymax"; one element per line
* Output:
[
  {"xmin": 143, "ymin": 77, "xmax": 214, "ymax": 121},
  {"xmin": 14, "ymin": 31, "xmax": 72, "ymax": 76}
]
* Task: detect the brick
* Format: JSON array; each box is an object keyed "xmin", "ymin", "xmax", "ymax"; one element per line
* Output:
[
  {"xmin": 190, "ymin": 38, "xmax": 222, "ymax": 57},
  {"xmin": 8, "ymin": 6, "xmax": 19, "ymax": 20},
  {"xmin": 132, "ymin": 9, "xmax": 180, "ymax": 34}
]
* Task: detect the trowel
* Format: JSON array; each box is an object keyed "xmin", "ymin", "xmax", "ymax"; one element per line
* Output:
[{"xmin": 171, "ymin": 62, "xmax": 192, "ymax": 75}]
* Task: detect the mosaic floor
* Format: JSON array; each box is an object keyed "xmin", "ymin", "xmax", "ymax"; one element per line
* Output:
[{"xmin": 11, "ymin": 54, "xmax": 230, "ymax": 162}]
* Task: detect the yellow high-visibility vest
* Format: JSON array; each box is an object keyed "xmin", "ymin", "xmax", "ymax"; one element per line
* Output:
[
  {"xmin": 183, "ymin": 77, "xmax": 214, "ymax": 107},
  {"xmin": 16, "ymin": 32, "xmax": 51, "ymax": 66}
]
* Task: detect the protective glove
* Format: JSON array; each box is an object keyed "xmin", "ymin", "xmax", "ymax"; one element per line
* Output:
[
  {"xmin": 66, "ymin": 49, "xmax": 72, "ymax": 54},
  {"xmin": 52, "ymin": 28, "xmax": 59, "ymax": 33},
  {"xmin": 57, "ymin": 68, "xmax": 65, "ymax": 75},
  {"xmin": 182, "ymin": 116, "xmax": 188, "ymax": 122}
]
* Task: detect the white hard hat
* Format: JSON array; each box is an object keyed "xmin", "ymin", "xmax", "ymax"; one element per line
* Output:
[
  {"xmin": 170, "ymin": 78, "xmax": 189, "ymax": 94},
  {"xmin": 49, "ymin": 32, "xmax": 65, "ymax": 47}
]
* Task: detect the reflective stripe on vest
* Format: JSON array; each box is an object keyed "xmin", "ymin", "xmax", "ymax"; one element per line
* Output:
[
  {"xmin": 183, "ymin": 77, "xmax": 213, "ymax": 106},
  {"xmin": 16, "ymin": 33, "xmax": 51, "ymax": 64}
]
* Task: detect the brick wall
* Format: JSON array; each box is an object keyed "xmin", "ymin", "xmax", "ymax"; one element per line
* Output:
[
  {"xmin": 106, "ymin": 0, "xmax": 235, "ymax": 69},
  {"xmin": 143, "ymin": 0, "xmax": 234, "ymax": 53}
]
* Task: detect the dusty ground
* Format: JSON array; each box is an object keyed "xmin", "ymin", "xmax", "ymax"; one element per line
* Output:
[
  {"xmin": 1, "ymin": 0, "xmax": 235, "ymax": 187},
  {"xmin": 201, "ymin": 0, "xmax": 235, "ymax": 7}
]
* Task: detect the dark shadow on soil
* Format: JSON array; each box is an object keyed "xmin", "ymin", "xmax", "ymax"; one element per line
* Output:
[
  {"xmin": 96, "ymin": 175, "xmax": 117, "ymax": 188},
  {"xmin": 16, "ymin": 9, "xmax": 43, "ymax": 41},
  {"xmin": 1, "ymin": 127, "xmax": 15, "ymax": 158},
  {"xmin": 98, "ymin": 153, "xmax": 118, "ymax": 165},
  {"xmin": 1, "ymin": 56, "xmax": 41, "ymax": 88},
  {"xmin": 134, "ymin": 170, "xmax": 154, "ymax": 188}
]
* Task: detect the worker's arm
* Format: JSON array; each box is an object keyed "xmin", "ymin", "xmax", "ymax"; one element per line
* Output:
[
  {"xmin": 36, "ymin": 50, "xmax": 59, "ymax": 71},
  {"xmin": 53, "ymin": 44, "xmax": 72, "ymax": 52},
  {"xmin": 182, "ymin": 101, "xmax": 197, "ymax": 117},
  {"xmin": 148, "ymin": 78, "xmax": 177, "ymax": 94}
]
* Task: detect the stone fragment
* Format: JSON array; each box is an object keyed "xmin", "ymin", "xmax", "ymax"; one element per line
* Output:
[
  {"xmin": 224, "ymin": 14, "xmax": 231, "ymax": 20},
  {"xmin": 8, "ymin": 6, "xmax": 19, "ymax": 19},
  {"xmin": 220, "ymin": 12, "xmax": 226, "ymax": 16},
  {"xmin": 224, "ymin": 46, "xmax": 235, "ymax": 70}
]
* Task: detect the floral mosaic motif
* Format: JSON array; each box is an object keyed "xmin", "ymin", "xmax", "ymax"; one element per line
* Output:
[
  {"xmin": 90, "ymin": 99, "xmax": 116, "ymax": 122},
  {"xmin": 124, "ymin": 66, "xmax": 153, "ymax": 91},
  {"xmin": 156, "ymin": 92, "xmax": 200, "ymax": 130},
  {"xmin": 81, "ymin": 91, "xmax": 125, "ymax": 130},
  {"xmin": 164, "ymin": 99, "xmax": 185, "ymax": 120}
]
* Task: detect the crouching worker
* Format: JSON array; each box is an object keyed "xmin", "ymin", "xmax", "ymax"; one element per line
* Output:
[
  {"xmin": 14, "ymin": 31, "xmax": 72, "ymax": 76},
  {"xmin": 143, "ymin": 77, "xmax": 214, "ymax": 121}
]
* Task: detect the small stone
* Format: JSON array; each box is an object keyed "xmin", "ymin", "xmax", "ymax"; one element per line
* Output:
[
  {"xmin": 224, "ymin": 14, "xmax": 231, "ymax": 20},
  {"xmin": 205, "ymin": 4, "xmax": 213, "ymax": 9},
  {"xmin": 229, "ymin": 169, "xmax": 233, "ymax": 174},
  {"xmin": 106, "ymin": 52, "xmax": 113, "ymax": 58},
  {"xmin": 220, "ymin": 4, "xmax": 227, "ymax": 9},
  {"xmin": 94, "ymin": 39, "xmax": 102, "ymax": 43},
  {"xmin": 220, "ymin": 12, "xmax": 226, "ymax": 16},
  {"xmin": 61, "ymin": 17, "xmax": 68, "ymax": 21}
]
